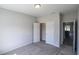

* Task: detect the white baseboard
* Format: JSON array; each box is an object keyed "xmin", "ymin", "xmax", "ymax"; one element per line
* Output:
[{"xmin": 46, "ymin": 41, "xmax": 60, "ymax": 48}]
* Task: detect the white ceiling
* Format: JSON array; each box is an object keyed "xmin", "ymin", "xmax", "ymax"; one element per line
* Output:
[{"xmin": 0, "ymin": 4, "xmax": 79, "ymax": 17}]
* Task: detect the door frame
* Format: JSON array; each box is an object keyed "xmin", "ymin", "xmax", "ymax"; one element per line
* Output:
[{"xmin": 62, "ymin": 20, "xmax": 76, "ymax": 54}]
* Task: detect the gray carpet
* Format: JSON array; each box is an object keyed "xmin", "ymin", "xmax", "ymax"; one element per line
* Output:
[{"xmin": 3, "ymin": 42, "xmax": 73, "ymax": 55}]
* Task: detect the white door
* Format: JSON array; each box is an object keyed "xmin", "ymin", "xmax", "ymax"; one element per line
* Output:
[
  {"xmin": 46, "ymin": 22, "xmax": 60, "ymax": 47},
  {"xmin": 33, "ymin": 23, "xmax": 40, "ymax": 43}
]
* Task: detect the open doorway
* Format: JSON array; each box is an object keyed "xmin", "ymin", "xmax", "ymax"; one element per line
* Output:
[
  {"xmin": 63, "ymin": 21, "xmax": 77, "ymax": 54},
  {"xmin": 40, "ymin": 23, "xmax": 46, "ymax": 42},
  {"xmin": 63, "ymin": 22, "xmax": 73, "ymax": 46}
]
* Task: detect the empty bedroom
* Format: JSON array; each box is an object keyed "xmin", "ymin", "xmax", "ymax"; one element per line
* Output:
[{"xmin": 0, "ymin": 4, "xmax": 79, "ymax": 55}]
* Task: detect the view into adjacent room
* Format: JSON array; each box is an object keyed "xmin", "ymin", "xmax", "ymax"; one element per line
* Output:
[{"xmin": 40, "ymin": 23, "xmax": 46, "ymax": 42}]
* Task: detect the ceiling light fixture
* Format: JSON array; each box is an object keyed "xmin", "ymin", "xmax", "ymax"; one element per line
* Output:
[{"xmin": 34, "ymin": 4, "xmax": 41, "ymax": 8}]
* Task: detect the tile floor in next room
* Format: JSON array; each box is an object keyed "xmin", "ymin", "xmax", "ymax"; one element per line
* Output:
[{"xmin": 3, "ymin": 41, "xmax": 73, "ymax": 55}]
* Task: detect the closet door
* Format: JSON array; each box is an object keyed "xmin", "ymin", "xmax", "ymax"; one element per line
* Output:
[{"xmin": 33, "ymin": 23, "xmax": 40, "ymax": 43}]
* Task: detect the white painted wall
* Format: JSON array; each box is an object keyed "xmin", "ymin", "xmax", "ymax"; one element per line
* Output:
[
  {"xmin": 33, "ymin": 23, "xmax": 40, "ymax": 43},
  {"xmin": 77, "ymin": 9, "xmax": 79, "ymax": 55},
  {"xmin": 37, "ymin": 13, "xmax": 60, "ymax": 47},
  {"xmin": 62, "ymin": 11, "xmax": 77, "ymax": 22},
  {"xmin": 0, "ymin": 8, "xmax": 36, "ymax": 54}
]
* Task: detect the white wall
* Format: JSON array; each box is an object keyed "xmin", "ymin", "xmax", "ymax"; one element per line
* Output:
[
  {"xmin": 37, "ymin": 13, "xmax": 60, "ymax": 47},
  {"xmin": 62, "ymin": 11, "xmax": 77, "ymax": 22},
  {"xmin": 0, "ymin": 8, "xmax": 36, "ymax": 54},
  {"xmin": 77, "ymin": 9, "xmax": 79, "ymax": 55},
  {"xmin": 37, "ymin": 13, "xmax": 60, "ymax": 23}
]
